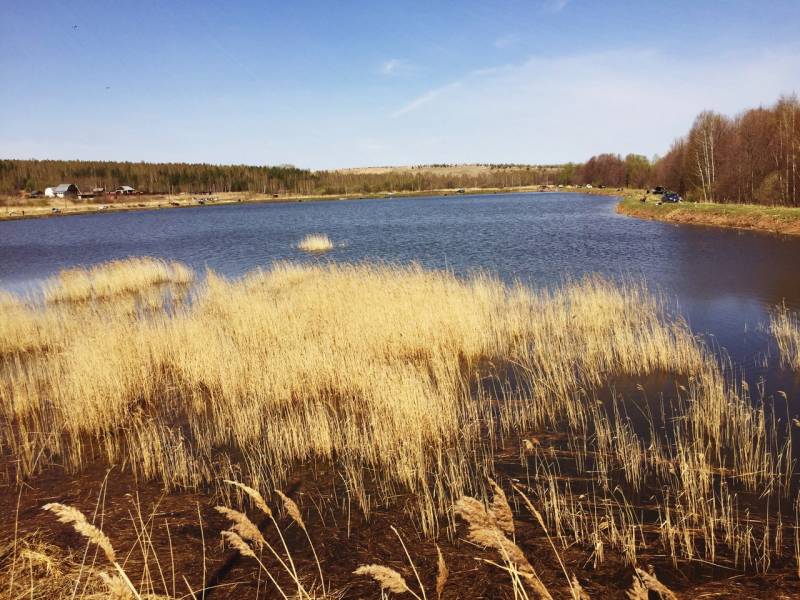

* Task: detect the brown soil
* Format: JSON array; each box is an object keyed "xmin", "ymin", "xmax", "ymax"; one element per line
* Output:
[{"xmin": 3, "ymin": 433, "xmax": 799, "ymax": 599}]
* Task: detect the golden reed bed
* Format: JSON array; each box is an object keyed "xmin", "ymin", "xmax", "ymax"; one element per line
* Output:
[{"xmin": 0, "ymin": 257, "xmax": 798, "ymax": 598}]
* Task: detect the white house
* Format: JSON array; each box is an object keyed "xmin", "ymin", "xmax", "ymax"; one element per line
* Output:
[{"xmin": 45, "ymin": 183, "xmax": 80, "ymax": 198}]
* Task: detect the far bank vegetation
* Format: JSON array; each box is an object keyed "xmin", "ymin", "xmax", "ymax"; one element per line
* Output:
[{"xmin": 2, "ymin": 94, "xmax": 798, "ymax": 209}]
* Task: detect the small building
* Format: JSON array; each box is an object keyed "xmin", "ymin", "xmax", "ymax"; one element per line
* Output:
[
  {"xmin": 114, "ymin": 185, "xmax": 137, "ymax": 195},
  {"xmin": 45, "ymin": 183, "xmax": 80, "ymax": 198}
]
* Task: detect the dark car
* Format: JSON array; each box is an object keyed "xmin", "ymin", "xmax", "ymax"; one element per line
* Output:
[{"xmin": 662, "ymin": 192, "xmax": 682, "ymax": 203}]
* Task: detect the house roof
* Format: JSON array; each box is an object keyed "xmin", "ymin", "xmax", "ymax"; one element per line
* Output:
[
  {"xmin": 53, "ymin": 183, "xmax": 78, "ymax": 193},
  {"xmin": 118, "ymin": 185, "xmax": 135, "ymax": 191}
]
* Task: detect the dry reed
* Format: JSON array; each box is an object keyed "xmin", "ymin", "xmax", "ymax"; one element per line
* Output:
[
  {"xmin": 2, "ymin": 257, "xmax": 796, "ymax": 591},
  {"xmin": 435, "ymin": 546, "xmax": 448, "ymax": 600},
  {"xmin": 42, "ymin": 503, "xmax": 140, "ymax": 599},
  {"xmin": 353, "ymin": 565, "xmax": 415, "ymax": 597},
  {"xmin": 771, "ymin": 304, "xmax": 800, "ymax": 369},
  {"xmin": 1, "ymin": 260, "xmax": 707, "ymax": 531},
  {"xmin": 297, "ymin": 234, "xmax": 334, "ymax": 253},
  {"xmin": 43, "ymin": 257, "xmax": 193, "ymax": 303}
]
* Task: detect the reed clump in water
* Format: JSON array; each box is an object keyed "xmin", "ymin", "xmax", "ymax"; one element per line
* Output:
[
  {"xmin": 43, "ymin": 257, "xmax": 194, "ymax": 303},
  {"xmin": 297, "ymin": 233, "xmax": 334, "ymax": 253},
  {"xmin": 771, "ymin": 304, "xmax": 800, "ymax": 369}
]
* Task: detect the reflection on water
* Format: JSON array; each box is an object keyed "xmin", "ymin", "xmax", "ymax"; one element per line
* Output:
[{"xmin": 1, "ymin": 192, "xmax": 799, "ymax": 396}]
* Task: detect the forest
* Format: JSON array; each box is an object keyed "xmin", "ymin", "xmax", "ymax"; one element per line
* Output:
[
  {"xmin": 1, "ymin": 94, "xmax": 797, "ymax": 206},
  {"xmin": 557, "ymin": 94, "xmax": 799, "ymax": 206},
  {"xmin": 0, "ymin": 160, "xmax": 563, "ymax": 197},
  {"xmin": 654, "ymin": 94, "xmax": 799, "ymax": 205}
]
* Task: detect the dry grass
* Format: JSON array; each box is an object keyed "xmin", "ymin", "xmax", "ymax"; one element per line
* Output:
[
  {"xmin": 1, "ymin": 256, "xmax": 798, "ymax": 595},
  {"xmin": 43, "ymin": 257, "xmax": 194, "ymax": 303},
  {"xmin": 772, "ymin": 304, "xmax": 800, "ymax": 369},
  {"xmin": 297, "ymin": 234, "xmax": 334, "ymax": 253},
  {"xmin": 0, "ymin": 533, "xmax": 132, "ymax": 600},
  {"xmin": 1, "ymin": 259, "xmax": 705, "ymax": 521}
]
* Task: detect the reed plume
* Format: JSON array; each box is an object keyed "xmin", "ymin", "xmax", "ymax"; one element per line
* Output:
[
  {"xmin": 224, "ymin": 480, "xmax": 272, "ymax": 517},
  {"xmin": 42, "ymin": 502, "xmax": 115, "ymax": 562},
  {"xmin": 42, "ymin": 503, "xmax": 140, "ymax": 599},
  {"xmin": 215, "ymin": 506, "xmax": 266, "ymax": 547},
  {"xmin": 354, "ymin": 565, "xmax": 418, "ymax": 597},
  {"xmin": 275, "ymin": 489, "xmax": 305, "ymax": 530},
  {"xmin": 435, "ymin": 545, "xmax": 448, "ymax": 600},
  {"xmin": 276, "ymin": 489, "xmax": 326, "ymax": 592},
  {"xmin": 221, "ymin": 529, "xmax": 257, "ymax": 559},
  {"xmin": 488, "ymin": 478, "xmax": 515, "ymax": 536},
  {"xmin": 454, "ymin": 496, "xmax": 552, "ymax": 599}
]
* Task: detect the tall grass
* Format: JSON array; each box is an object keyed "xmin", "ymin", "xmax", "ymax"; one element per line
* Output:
[
  {"xmin": 43, "ymin": 257, "xmax": 193, "ymax": 303},
  {"xmin": 771, "ymin": 304, "xmax": 800, "ymax": 369},
  {"xmin": 0, "ymin": 256, "xmax": 796, "ymax": 585},
  {"xmin": 1, "ymin": 260, "xmax": 702, "ymax": 514}
]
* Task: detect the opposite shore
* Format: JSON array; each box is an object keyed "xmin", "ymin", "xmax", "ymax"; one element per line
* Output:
[
  {"xmin": 3, "ymin": 185, "xmax": 800, "ymax": 237},
  {"xmin": 0, "ymin": 185, "xmax": 581, "ymax": 222}
]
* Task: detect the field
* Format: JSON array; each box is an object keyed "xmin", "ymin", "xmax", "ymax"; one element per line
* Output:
[
  {"xmin": 616, "ymin": 192, "xmax": 800, "ymax": 237},
  {"xmin": 1, "ymin": 258, "xmax": 800, "ymax": 598}
]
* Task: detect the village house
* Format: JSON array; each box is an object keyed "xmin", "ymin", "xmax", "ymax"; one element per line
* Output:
[
  {"xmin": 44, "ymin": 183, "xmax": 80, "ymax": 198},
  {"xmin": 113, "ymin": 185, "xmax": 137, "ymax": 195}
]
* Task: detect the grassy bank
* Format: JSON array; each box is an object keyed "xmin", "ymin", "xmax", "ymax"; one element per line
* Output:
[
  {"xmin": 616, "ymin": 190, "xmax": 800, "ymax": 236},
  {"xmin": 2, "ymin": 258, "xmax": 799, "ymax": 598}
]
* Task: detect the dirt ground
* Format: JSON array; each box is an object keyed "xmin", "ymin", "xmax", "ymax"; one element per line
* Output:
[{"xmin": 3, "ymin": 431, "xmax": 800, "ymax": 599}]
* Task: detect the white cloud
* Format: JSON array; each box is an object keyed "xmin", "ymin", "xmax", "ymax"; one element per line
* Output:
[
  {"xmin": 391, "ymin": 81, "xmax": 463, "ymax": 118},
  {"xmin": 380, "ymin": 58, "xmax": 413, "ymax": 76}
]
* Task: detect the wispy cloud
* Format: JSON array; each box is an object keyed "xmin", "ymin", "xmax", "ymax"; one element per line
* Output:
[
  {"xmin": 380, "ymin": 58, "xmax": 413, "ymax": 75},
  {"xmin": 542, "ymin": 0, "xmax": 569, "ymax": 13},
  {"xmin": 378, "ymin": 46, "xmax": 800, "ymax": 166},
  {"xmin": 391, "ymin": 81, "xmax": 462, "ymax": 118},
  {"xmin": 494, "ymin": 33, "xmax": 520, "ymax": 49}
]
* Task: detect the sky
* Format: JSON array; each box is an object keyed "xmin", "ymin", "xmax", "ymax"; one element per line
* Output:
[{"xmin": 1, "ymin": 0, "xmax": 800, "ymax": 170}]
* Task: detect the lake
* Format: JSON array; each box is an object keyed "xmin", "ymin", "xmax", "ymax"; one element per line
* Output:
[{"xmin": 1, "ymin": 192, "xmax": 799, "ymax": 396}]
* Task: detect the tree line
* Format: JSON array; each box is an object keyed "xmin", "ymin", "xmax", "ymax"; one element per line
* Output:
[
  {"xmin": 0, "ymin": 160, "xmax": 565, "ymax": 197},
  {"xmin": 654, "ymin": 95, "xmax": 799, "ymax": 205},
  {"xmin": 1, "ymin": 93, "xmax": 797, "ymax": 205},
  {"xmin": 550, "ymin": 94, "xmax": 799, "ymax": 206}
]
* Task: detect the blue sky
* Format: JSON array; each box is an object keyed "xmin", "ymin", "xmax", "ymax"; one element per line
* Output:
[{"xmin": 1, "ymin": 0, "xmax": 799, "ymax": 169}]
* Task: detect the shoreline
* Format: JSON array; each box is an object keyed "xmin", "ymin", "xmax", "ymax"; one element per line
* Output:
[
  {"xmin": 5, "ymin": 184, "xmax": 800, "ymax": 238},
  {"xmin": 615, "ymin": 190, "xmax": 800, "ymax": 237},
  {"xmin": 0, "ymin": 185, "xmax": 559, "ymax": 222}
]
